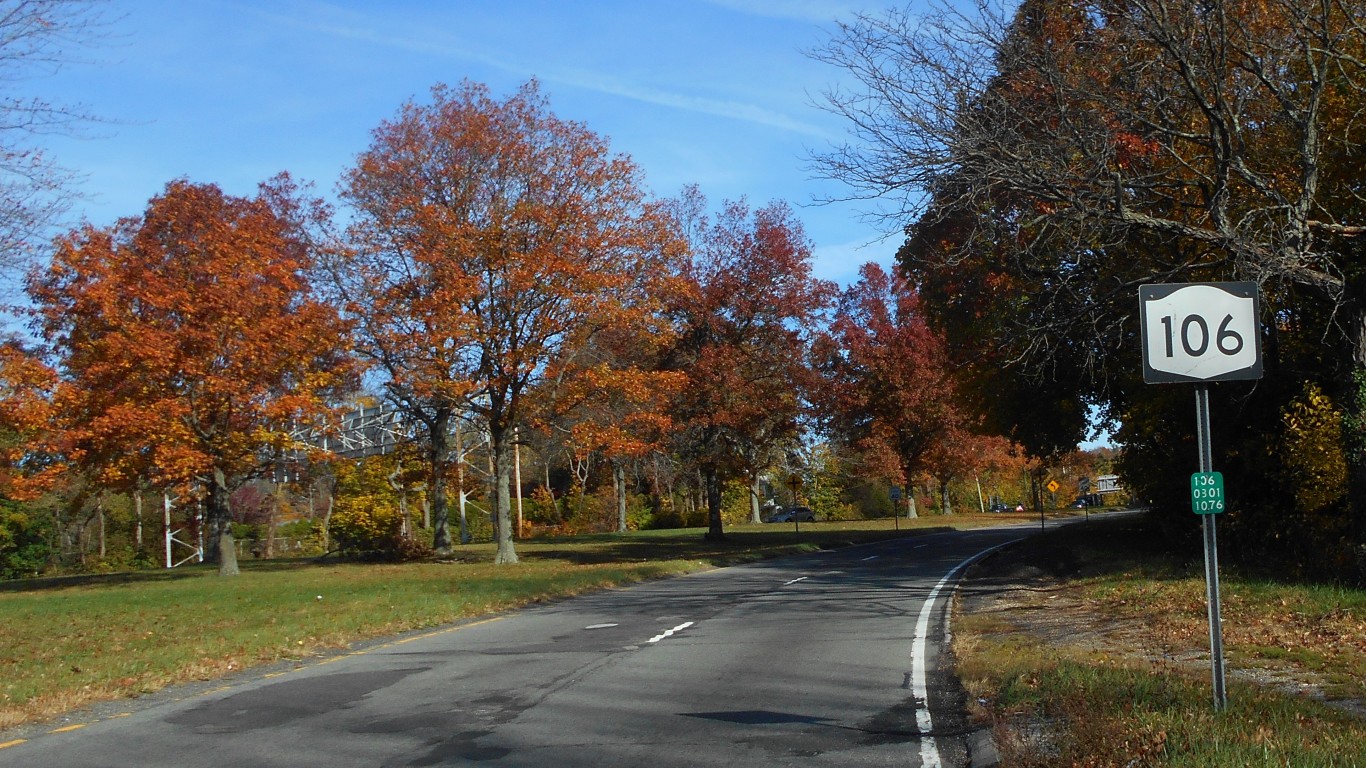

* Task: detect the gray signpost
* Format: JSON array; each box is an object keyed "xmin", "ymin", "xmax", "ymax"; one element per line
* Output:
[{"xmin": 1140, "ymin": 281, "xmax": 1262, "ymax": 711}]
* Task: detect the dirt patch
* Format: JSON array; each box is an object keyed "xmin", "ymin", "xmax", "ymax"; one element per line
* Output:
[{"xmin": 955, "ymin": 515, "xmax": 1366, "ymax": 731}]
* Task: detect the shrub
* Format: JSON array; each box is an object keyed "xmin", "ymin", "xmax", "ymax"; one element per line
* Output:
[
  {"xmin": 329, "ymin": 494, "xmax": 428, "ymax": 561},
  {"xmin": 524, "ymin": 486, "xmax": 562, "ymax": 526},
  {"xmin": 0, "ymin": 500, "xmax": 54, "ymax": 579},
  {"xmin": 1281, "ymin": 382, "xmax": 1347, "ymax": 513},
  {"xmin": 561, "ymin": 485, "xmax": 616, "ymax": 534}
]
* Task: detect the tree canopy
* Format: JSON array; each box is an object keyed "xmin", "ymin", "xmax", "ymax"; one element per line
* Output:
[
  {"xmin": 819, "ymin": 263, "xmax": 963, "ymax": 497},
  {"xmin": 336, "ymin": 79, "xmax": 682, "ymax": 563},
  {"xmin": 19, "ymin": 176, "xmax": 356, "ymax": 575},
  {"xmin": 665, "ymin": 188, "xmax": 835, "ymax": 540},
  {"xmin": 815, "ymin": 0, "xmax": 1366, "ymax": 577}
]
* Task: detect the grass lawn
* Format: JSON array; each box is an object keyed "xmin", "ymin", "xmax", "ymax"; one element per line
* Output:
[
  {"xmin": 955, "ymin": 514, "xmax": 1366, "ymax": 767},
  {"xmin": 0, "ymin": 515, "xmax": 1016, "ymax": 729}
]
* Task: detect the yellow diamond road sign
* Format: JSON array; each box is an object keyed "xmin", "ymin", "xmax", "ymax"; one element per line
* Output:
[{"xmin": 1046, "ymin": 479, "xmax": 1060, "ymax": 493}]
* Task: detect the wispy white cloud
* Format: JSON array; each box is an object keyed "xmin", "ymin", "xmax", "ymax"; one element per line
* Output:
[
  {"xmin": 700, "ymin": 0, "xmax": 869, "ymax": 24},
  {"xmin": 811, "ymin": 233, "xmax": 897, "ymax": 286},
  {"xmin": 240, "ymin": 2, "xmax": 521, "ymax": 78},
  {"xmin": 551, "ymin": 69, "xmax": 835, "ymax": 139},
  {"xmin": 239, "ymin": 1, "xmax": 833, "ymax": 139}
]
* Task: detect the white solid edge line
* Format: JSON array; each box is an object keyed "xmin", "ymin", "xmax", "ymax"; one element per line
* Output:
[{"xmin": 911, "ymin": 539, "xmax": 1020, "ymax": 768}]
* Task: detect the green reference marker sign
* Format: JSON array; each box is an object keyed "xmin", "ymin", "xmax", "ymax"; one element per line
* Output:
[{"xmin": 1191, "ymin": 472, "xmax": 1225, "ymax": 515}]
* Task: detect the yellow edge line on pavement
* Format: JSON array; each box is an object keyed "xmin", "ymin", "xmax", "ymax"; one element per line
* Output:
[
  {"xmin": 49, "ymin": 724, "xmax": 85, "ymax": 734},
  {"xmin": 0, "ymin": 739, "xmax": 27, "ymax": 749}
]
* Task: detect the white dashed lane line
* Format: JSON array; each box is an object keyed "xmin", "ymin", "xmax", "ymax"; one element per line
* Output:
[
  {"xmin": 647, "ymin": 622, "xmax": 694, "ymax": 644},
  {"xmin": 782, "ymin": 577, "xmax": 808, "ymax": 586}
]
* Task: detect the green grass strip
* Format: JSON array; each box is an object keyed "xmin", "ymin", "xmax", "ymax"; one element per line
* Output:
[{"xmin": 0, "ymin": 517, "xmax": 1001, "ymax": 728}]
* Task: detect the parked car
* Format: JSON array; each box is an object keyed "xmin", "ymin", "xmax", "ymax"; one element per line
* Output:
[
  {"xmin": 767, "ymin": 506, "xmax": 817, "ymax": 523},
  {"xmin": 989, "ymin": 501, "xmax": 1009, "ymax": 513}
]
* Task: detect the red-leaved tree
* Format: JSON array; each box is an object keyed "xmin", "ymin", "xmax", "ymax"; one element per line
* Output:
[
  {"xmin": 819, "ymin": 262, "xmax": 966, "ymax": 517},
  {"xmin": 666, "ymin": 188, "xmax": 835, "ymax": 540}
]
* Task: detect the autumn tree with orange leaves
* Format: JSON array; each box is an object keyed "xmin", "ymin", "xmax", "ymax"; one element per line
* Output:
[
  {"xmin": 536, "ymin": 326, "xmax": 684, "ymax": 533},
  {"xmin": 666, "ymin": 188, "xmax": 835, "ymax": 540},
  {"xmin": 19, "ymin": 176, "xmax": 357, "ymax": 576},
  {"xmin": 336, "ymin": 80, "xmax": 681, "ymax": 564}
]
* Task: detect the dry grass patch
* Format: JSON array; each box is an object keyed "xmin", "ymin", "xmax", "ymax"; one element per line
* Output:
[{"xmin": 955, "ymin": 514, "xmax": 1366, "ymax": 766}]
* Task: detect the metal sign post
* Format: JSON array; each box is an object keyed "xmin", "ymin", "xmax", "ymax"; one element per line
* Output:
[
  {"xmin": 1043, "ymin": 479, "xmax": 1059, "ymax": 532},
  {"xmin": 1140, "ymin": 281, "xmax": 1261, "ymax": 712},
  {"xmin": 1194, "ymin": 385, "xmax": 1228, "ymax": 711}
]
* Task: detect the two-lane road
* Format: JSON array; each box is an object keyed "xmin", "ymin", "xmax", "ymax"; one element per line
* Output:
[{"xmin": 0, "ymin": 522, "xmax": 1054, "ymax": 767}]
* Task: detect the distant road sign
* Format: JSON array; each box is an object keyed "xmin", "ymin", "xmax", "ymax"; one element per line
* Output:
[
  {"xmin": 1046, "ymin": 479, "xmax": 1060, "ymax": 494},
  {"xmin": 1140, "ymin": 282, "xmax": 1262, "ymax": 383}
]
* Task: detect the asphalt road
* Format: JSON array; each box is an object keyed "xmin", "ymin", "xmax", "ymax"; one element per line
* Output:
[{"xmin": 0, "ymin": 523, "xmax": 1046, "ymax": 768}]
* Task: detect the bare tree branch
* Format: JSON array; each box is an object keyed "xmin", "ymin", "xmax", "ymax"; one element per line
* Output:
[{"xmin": 0, "ymin": 0, "xmax": 110, "ymax": 276}]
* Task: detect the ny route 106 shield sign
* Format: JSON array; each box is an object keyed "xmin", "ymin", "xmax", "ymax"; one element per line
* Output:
[{"xmin": 1139, "ymin": 282, "xmax": 1263, "ymax": 384}]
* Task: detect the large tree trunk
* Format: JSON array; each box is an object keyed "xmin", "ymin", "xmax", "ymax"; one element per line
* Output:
[
  {"xmin": 428, "ymin": 407, "xmax": 453, "ymax": 554},
  {"xmin": 491, "ymin": 423, "xmax": 519, "ymax": 564},
  {"xmin": 704, "ymin": 465, "xmax": 725, "ymax": 542},
  {"xmin": 206, "ymin": 472, "xmax": 239, "ymax": 577},
  {"xmin": 695, "ymin": 469, "xmax": 705, "ymax": 523},
  {"xmin": 456, "ymin": 422, "xmax": 471, "ymax": 544},
  {"xmin": 1345, "ymin": 298, "xmax": 1366, "ymax": 548},
  {"xmin": 322, "ymin": 493, "xmax": 334, "ymax": 552},
  {"xmin": 749, "ymin": 474, "xmax": 763, "ymax": 524},
  {"xmin": 1031, "ymin": 468, "xmax": 1046, "ymax": 513},
  {"xmin": 901, "ymin": 466, "xmax": 919, "ymax": 518},
  {"xmin": 614, "ymin": 461, "xmax": 628, "ymax": 533}
]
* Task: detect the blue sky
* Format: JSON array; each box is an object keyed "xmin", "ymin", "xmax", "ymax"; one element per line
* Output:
[{"xmin": 37, "ymin": 0, "xmax": 913, "ymax": 286}]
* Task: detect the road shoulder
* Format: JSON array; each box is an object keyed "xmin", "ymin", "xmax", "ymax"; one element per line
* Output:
[{"xmin": 952, "ymin": 513, "xmax": 1366, "ymax": 763}]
